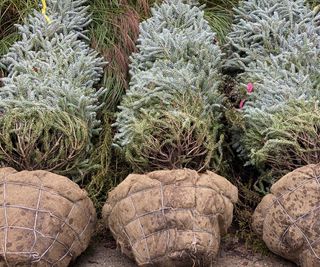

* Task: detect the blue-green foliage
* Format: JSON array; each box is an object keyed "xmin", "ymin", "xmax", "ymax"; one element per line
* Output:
[
  {"xmin": 114, "ymin": 0, "xmax": 225, "ymax": 172},
  {"xmin": 224, "ymin": 0, "xmax": 318, "ymax": 71},
  {"xmin": 1, "ymin": 0, "xmax": 105, "ymax": 130},
  {"xmin": 0, "ymin": 0, "xmax": 106, "ymax": 178}
]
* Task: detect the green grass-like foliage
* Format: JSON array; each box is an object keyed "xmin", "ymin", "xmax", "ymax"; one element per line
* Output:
[
  {"xmin": 202, "ymin": 0, "xmax": 239, "ymax": 43},
  {"xmin": 0, "ymin": 0, "xmax": 37, "ymax": 57},
  {"xmin": 89, "ymin": 0, "xmax": 157, "ymax": 111}
]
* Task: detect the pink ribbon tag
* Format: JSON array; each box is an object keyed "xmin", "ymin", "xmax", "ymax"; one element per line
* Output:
[
  {"xmin": 247, "ymin": 82, "xmax": 254, "ymax": 93},
  {"xmin": 239, "ymin": 99, "xmax": 246, "ymax": 109}
]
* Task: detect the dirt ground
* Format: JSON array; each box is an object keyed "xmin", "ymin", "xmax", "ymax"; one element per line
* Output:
[{"xmin": 72, "ymin": 229, "xmax": 296, "ymax": 267}]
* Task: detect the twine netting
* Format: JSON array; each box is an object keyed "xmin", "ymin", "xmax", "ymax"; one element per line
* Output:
[
  {"xmin": 103, "ymin": 169, "xmax": 238, "ymax": 266},
  {"xmin": 253, "ymin": 164, "xmax": 320, "ymax": 267},
  {"xmin": 0, "ymin": 168, "xmax": 96, "ymax": 266}
]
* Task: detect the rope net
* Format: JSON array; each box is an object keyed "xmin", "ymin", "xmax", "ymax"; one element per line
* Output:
[
  {"xmin": 0, "ymin": 168, "xmax": 96, "ymax": 266},
  {"xmin": 103, "ymin": 169, "xmax": 238, "ymax": 266}
]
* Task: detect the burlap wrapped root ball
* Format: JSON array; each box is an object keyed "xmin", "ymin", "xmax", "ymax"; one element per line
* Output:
[
  {"xmin": 0, "ymin": 167, "xmax": 96, "ymax": 266},
  {"xmin": 103, "ymin": 169, "xmax": 238, "ymax": 266},
  {"xmin": 252, "ymin": 164, "xmax": 320, "ymax": 267}
]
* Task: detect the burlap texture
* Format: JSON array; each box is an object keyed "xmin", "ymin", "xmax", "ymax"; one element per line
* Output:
[
  {"xmin": 252, "ymin": 164, "xmax": 320, "ymax": 267},
  {"xmin": 103, "ymin": 169, "xmax": 238, "ymax": 267},
  {"xmin": 0, "ymin": 167, "xmax": 96, "ymax": 266}
]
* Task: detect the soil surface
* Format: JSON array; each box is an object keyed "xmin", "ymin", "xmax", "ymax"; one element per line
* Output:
[{"xmin": 72, "ymin": 228, "xmax": 296, "ymax": 267}]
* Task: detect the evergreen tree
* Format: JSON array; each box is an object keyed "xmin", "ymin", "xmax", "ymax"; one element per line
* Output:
[
  {"xmin": 0, "ymin": 0, "xmax": 106, "ymax": 180},
  {"xmin": 114, "ymin": 0, "xmax": 225, "ymax": 172},
  {"xmin": 227, "ymin": 0, "xmax": 320, "ymax": 192}
]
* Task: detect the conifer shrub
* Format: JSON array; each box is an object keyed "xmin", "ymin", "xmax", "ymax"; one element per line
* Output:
[
  {"xmin": 226, "ymin": 0, "xmax": 320, "ymax": 192},
  {"xmin": 0, "ymin": 0, "xmax": 107, "ymax": 180},
  {"xmin": 114, "ymin": 0, "xmax": 225, "ymax": 173}
]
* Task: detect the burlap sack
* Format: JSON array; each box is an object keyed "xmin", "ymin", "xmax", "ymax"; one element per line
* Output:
[
  {"xmin": 0, "ymin": 167, "xmax": 96, "ymax": 266},
  {"xmin": 103, "ymin": 169, "xmax": 238, "ymax": 267},
  {"xmin": 252, "ymin": 164, "xmax": 320, "ymax": 267}
]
